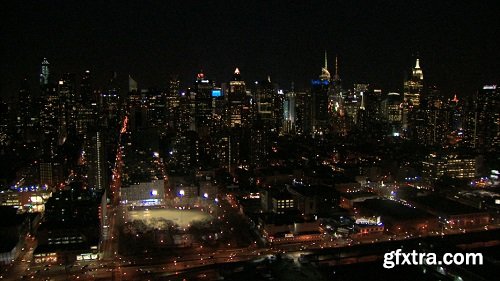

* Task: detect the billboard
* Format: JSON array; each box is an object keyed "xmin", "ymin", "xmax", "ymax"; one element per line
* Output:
[{"xmin": 212, "ymin": 89, "xmax": 222, "ymax": 97}]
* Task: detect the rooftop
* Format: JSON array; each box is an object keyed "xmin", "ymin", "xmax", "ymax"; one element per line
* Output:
[
  {"xmin": 410, "ymin": 195, "xmax": 485, "ymax": 215},
  {"xmin": 358, "ymin": 199, "xmax": 433, "ymax": 220}
]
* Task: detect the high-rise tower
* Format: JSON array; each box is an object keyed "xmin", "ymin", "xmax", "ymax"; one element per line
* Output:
[
  {"xmin": 402, "ymin": 58, "xmax": 425, "ymax": 136},
  {"xmin": 471, "ymin": 85, "xmax": 500, "ymax": 151},
  {"xmin": 193, "ymin": 71, "xmax": 214, "ymax": 136},
  {"xmin": 227, "ymin": 68, "xmax": 246, "ymax": 127},
  {"xmin": 40, "ymin": 58, "xmax": 50, "ymax": 86},
  {"xmin": 17, "ymin": 77, "xmax": 37, "ymax": 142},
  {"xmin": 85, "ymin": 130, "xmax": 107, "ymax": 191},
  {"xmin": 403, "ymin": 58, "xmax": 424, "ymax": 107},
  {"xmin": 311, "ymin": 51, "xmax": 331, "ymax": 134}
]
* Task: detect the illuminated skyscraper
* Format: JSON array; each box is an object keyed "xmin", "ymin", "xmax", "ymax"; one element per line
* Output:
[
  {"xmin": 329, "ymin": 55, "xmax": 344, "ymax": 113},
  {"xmin": 402, "ymin": 58, "xmax": 425, "ymax": 136},
  {"xmin": 283, "ymin": 89, "xmax": 296, "ymax": 134},
  {"xmin": 404, "ymin": 58, "xmax": 424, "ymax": 107},
  {"xmin": 57, "ymin": 73, "xmax": 77, "ymax": 141},
  {"xmin": 40, "ymin": 58, "xmax": 50, "ymax": 86},
  {"xmin": 40, "ymin": 81, "xmax": 59, "ymax": 159},
  {"xmin": 311, "ymin": 51, "xmax": 331, "ymax": 134},
  {"xmin": 193, "ymin": 71, "xmax": 214, "ymax": 136},
  {"xmin": 0, "ymin": 98, "xmax": 10, "ymax": 146},
  {"xmin": 255, "ymin": 76, "xmax": 281, "ymax": 130},
  {"xmin": 471, "ymin": 85, "xmax": 500, "ymax": 151},
  {"xmin": 166, "ymin": 76, "xmax": 180, "ymax": 128},
  {"xmin": 85, "ymin": 130, "xmax": 107, "ymax": 191},
  {"xmin": 226, "ymin": 68, "xmax": 246, "ymax": 127},
  {"xmin": 381, "ymin": 92, "xmax": 403, "ymax": 136},
  {"xmin": 295, "ymin": 91, "xmax": 311, "ymax": 135},
  {"xmin": 412, "ymin": 86, "xmax": 447, "ymax": 146}
]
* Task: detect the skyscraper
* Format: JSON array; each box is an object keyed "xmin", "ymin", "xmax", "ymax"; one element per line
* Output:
[
  {"xmin": 311, "ymin": 51, "xmax": 331, "ymax": 134},
  {"xmin": 254, "ymin": 76, "xmax": 280, "ymax": 130},
  {"xmin": 100, "ymin": 72, "xmax": 122, "ymax": 127},
  {"xmin": 283, "ymin": 89, "xmax": 296, "ymax": 134},
  {"xmin": 0, "ymin": 98, "xmax": 10, "ymax": 146},
  {"xmin": 381, "ymin": 92, "xmax": 403, "ymax": 136},
  {"xmin": 57, "ymin": 73, "xmax": 77, "ymax": 141},
  {"xmin": 472, "ymin": 85, "xmax": 500, "ymax": 152},
  {"xmin": 85, "ymin": 130, "xmax": 107, "ymax": 191},
  {"xmin": 76, "ymin": 70, "xmax": 97, "ymax": 135},
  {"xmin": 404, "ymin": 58, "xmax": 424, "ymax": 107},
  {"xmin": 40, "ymin": 71, "xmax": 59, "ymax": 159},
  {"xmin": 193, "ymin": 71, "xmax": 214, "ymax": 137},
  {"xmin": 226, "ymin": 68, "xmax": 246, "ymax": 127},
  {"xmin": 166, "ymin": 76, "xmax": 180, "ymax": 128},
  {"xmin": 40, "ymin": 58, "xmax": 50, "ymax": 86},
  {"xmin": 17, "ymin": 77, "xmax": 37, "ymax": 142},
  {"xmin": 403, "ymin": 58, "xmax": 425, "ymax": 136}
]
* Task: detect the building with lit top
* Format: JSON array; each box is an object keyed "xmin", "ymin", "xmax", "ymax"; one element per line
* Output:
[
  {"xmin": 471, "ymin": 85, "xmax": 500, "ymax": 152},
  {"xmin": 226, "ymin": 68, "xmax": 246, "ymax": 127},
  {"xmin": 404, "ymin": 58, "xmax": 424, "ymax": 108},
  {"xmin": 193, "ymin": 71, "xmax": 215, "ymax": 137},
  {"xmin": 381, "ymin": 92, "xmax": 403, "ymax": 135},
  {"xmin": 311, "ymin": 51, "xmax": 331, "ymax": 134}
]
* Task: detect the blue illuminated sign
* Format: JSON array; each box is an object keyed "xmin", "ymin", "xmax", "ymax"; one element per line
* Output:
[
  {"xmin": 311, "ymin": 80, "xmax": 329, "ymax": 86},
  {"xmin": 212, "ymin": 89, "xmax": 222, "ymax": 97}
]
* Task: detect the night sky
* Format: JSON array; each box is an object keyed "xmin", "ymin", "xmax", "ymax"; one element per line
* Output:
[{"xmin": 2, "ymin": 0, "xmax": 499, "ymax": 97}]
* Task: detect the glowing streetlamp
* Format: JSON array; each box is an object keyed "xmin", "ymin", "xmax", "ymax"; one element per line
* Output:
[{"xmin": 179, "ymin": 189, "xmax": 185, "ymax": 224}]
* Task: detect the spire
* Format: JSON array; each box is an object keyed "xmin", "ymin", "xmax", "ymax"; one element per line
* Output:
[
  {"xmin": 232, "ymin": 67, "xmax": 242, "ymax": 81},
  {"xmin": 319, "ymin": 51, "xmax": 331, "ymax": 81},
  {"xmin": 324, "ymin": 50, "xmax": 328, "ymax": 70},
  {"xmin": 451, "ymin": 94, "xmax": 459, "ymax": 103},
  {"xmin": 128, "ymin": 75, "xmax": 137, "ymax": 92},
  {"xmin": 267, "ymin": 75, "xmax": 271, "ymax": 83},
  {"xmin": 333, "ymin": 55, "xmax": 340, "ymax": 81},
  {"xmin": 412, "ymin": 58, "xmax": 423, "ymax": 80},
  {"xmin": 335, "ymin": 55, "xmax": 338, "ymax": 76}
]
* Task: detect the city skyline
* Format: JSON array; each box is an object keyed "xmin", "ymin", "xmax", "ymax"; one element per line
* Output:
[
  {"xmin": 1, "ymin": 1, "xmax": 499, "ymax": 280},
  {"xmin": 2, "ymin": 0, "xmax": 499, "ymax": 97}
]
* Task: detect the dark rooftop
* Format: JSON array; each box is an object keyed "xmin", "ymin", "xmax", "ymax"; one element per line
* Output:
[
  {"xmin": 340, "ymin": 191, "xmax": 378, "ymax": 200},
  {"xmin": 357, "ymin": 199, "xmax": 433, "ymax": 220},
  {"xmin": 410, "ymin": 195, "xmax": 485, "ymax": 215}
]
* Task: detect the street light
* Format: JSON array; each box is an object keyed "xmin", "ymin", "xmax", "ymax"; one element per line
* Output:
[{"xmin": 179, "ymin": 189, "xmax": 185, "ymax": 225}]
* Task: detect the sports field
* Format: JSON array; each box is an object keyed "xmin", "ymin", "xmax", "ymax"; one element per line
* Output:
[{"xmin": 127, "ymin": 208, "xmax": 212, "ymax": 228}]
